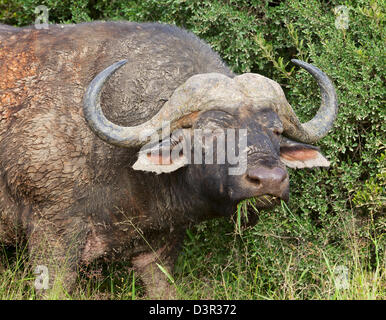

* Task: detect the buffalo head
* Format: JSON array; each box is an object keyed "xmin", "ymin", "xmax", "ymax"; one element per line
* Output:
[{"xmin": 83, "ymin": 59, "xmax": 337, "ymax": 216}]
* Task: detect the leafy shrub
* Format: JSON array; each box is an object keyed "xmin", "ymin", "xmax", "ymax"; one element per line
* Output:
[{"xmin": 1, "ymin": 0, "xmax": 384, "ymax": 298}]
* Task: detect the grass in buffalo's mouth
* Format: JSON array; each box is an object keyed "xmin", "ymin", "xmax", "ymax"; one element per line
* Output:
[{"xmin": 236, "ymin": 196, "xmax": 279, "ymax": 234}]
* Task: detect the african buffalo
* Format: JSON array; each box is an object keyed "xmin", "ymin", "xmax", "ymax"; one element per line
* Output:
[{"xmin": 0, "ymin": 21, "xmax": 337, "ymax": 298}]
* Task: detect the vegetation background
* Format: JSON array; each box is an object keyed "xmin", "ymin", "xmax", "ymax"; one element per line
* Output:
[{"xmin": 0, "ymin": 0, "xmax": 384, "ymax": 299}]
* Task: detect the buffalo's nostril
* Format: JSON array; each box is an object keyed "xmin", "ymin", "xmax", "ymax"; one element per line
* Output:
[
  {"xmin": 247, "ymin": 175, "xmax": 260, "ymax": 185},
  {"xmin": 247, "ymin": 167, "xmax": 288, "ymax": 186}
]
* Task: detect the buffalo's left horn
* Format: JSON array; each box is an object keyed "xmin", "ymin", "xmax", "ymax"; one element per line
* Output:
[{"xmin": 281, "ymin": 59, "xmax": 338, "ymax": 143}]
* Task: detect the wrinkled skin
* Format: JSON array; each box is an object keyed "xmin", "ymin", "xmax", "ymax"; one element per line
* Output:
[{"xmin": 0, "ymin": 21, "xmax": 332, "ymax": 298}]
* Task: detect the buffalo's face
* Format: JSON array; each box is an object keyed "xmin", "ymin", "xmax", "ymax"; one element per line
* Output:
[
  {"xmin": 192, "ymin": 107, "xmax": 288, "ymax": 206},
  {"xmin": 180, "ymin": 105, "xmax": 328, "ymax": 216},
  {"xmin": 84, "ymin": 59, "xmax": 337, "ymax": 217}
]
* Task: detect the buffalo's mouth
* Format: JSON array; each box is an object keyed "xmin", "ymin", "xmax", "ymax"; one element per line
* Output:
[
  {"xmin": 241, "ymin": 189, "xmax": 289, "ymax": 208},
  {"xmin": 247, "ymin": 194, "xmax": 283, "ymax": 209},
  {"xmin": 235, "ymin": 194, "xmax": 283, "ymax": 228},
  {"xmin": 253, "ymin": 194, "xmax": 281, "ymax": 207}
]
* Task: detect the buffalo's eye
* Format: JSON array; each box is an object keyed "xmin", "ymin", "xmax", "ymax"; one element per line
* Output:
[{"xmin": 272, "ymin": 128, "xmax": 283, "ymax": 136}]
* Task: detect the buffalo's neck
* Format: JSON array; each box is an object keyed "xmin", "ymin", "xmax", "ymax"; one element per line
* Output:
[
  {"xmin": 86, "ymin": 158, "xmax": 208, "ymax": 230},
  {"xmin": 85, "ymin": 165, "xmax": 211, "ymax": 258},
  {"xmin": 121, "ymin": 168, "xmax": 210, "ymax": 230}
]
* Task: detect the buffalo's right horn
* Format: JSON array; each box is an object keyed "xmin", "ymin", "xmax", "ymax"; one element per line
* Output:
[
  {"xmin": 83, "ymin": 60, "xmax": 163, "ymax": 148},
  {"xmin": 83, "ymin": 61, "xmax": 244, "ymax": 148}
]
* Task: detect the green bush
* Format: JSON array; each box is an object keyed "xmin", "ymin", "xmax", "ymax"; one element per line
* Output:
[{"xmin": 1, "ymin": 0, "xmax": 384, "ymax": 299}]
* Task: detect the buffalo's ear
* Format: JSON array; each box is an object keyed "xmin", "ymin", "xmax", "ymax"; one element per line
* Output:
[
  {"xmin": 279, "ymin": 137, "xmax": 330, "ymax": 169},
  {"xmin": 132, "ymin": 132, "xmax": 190, "ymax": 174}
]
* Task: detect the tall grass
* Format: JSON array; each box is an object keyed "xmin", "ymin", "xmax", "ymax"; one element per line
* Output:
[
  {"xmin": 1, "ymin": 201, "xmax": 384, "ymax": 300},
  {"xmin": 174, "ymin": 200, "xmax": 385, "ymax": 300}
]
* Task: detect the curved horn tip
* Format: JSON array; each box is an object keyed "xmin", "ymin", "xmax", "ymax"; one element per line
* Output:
[
  {"xmin": 291, "ymin": 59, "xmax": 327, "ymax": 78},
  {"xmin": 286, "ymin": 58, "xmax": 338, "ymax": 143},
  {"xmin": 291, "ymin": 58, "xmax": 301, "ymax": 64},
  {"xmin": 116, "ymin": 59, "xmax": 128, "ymax": 66},
  {"xmin": 108, "ymin": 59, "xmax": 128, "ymax": 72},
  {"xmin": 291, "ymin": 59, "xmax": 310, "ymax": 68},
  {"xmin": 105, "ymin": 59, "xmax": 128, "ymax": 74}
]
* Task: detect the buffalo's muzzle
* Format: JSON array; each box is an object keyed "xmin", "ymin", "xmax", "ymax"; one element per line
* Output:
[{"xmin": 246, "ymin": 166, "xmax": 289, "ymax": 201}]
